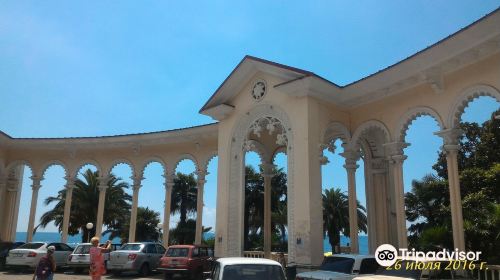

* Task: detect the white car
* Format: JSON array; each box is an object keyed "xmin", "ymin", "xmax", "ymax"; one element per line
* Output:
[
  {"xmin": 6, "ymin": 242, "xmax": 74, "ymax": 269},
  {"xmin": 296, "ymin": 255, "xmax": 379, "ymax": 280},
  {"xmin": 207, "ymin": 257, "xmax": 286, "ymax": 280}
]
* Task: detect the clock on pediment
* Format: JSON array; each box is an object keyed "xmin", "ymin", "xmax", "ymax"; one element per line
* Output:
[{"xmin": 251, "ymin": 79, "xmax": 266, "ymax": 102}]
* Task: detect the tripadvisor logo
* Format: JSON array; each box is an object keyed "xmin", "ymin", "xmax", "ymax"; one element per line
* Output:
[
  {"xmin": 375, "ymin": 244, "xmax": 398, "ymax": 267},
  {"xmin": 375, "ymin": 244, "xmax": 483, "ymax": 267}
]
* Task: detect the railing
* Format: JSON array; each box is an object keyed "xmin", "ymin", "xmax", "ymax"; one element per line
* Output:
[
  {"xmin": 243, "ymin": 251, "xmax": 288, "ymax": 267},
  {"xmin": 473, "ymin": 265, "xmax": 500, "ymax": 280}
]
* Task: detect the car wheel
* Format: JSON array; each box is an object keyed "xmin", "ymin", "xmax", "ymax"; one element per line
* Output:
[
  {"xmin": 113, "ymin": 271, "xmax": 122, "ymax": 276},
  {"xmin": 163, "ymin": 272, "xmax": 172, "ymax": 279},
  {"xmin": 139, "ymin": 263, "xmax": 150, "ymax": 277},
  {"xmin": 0, "ymin": 258, "xmax": 5, "ymax": 271},
  {"xmin": 74, "ymin": 267, "xmax": 83, "ymax": 274}
]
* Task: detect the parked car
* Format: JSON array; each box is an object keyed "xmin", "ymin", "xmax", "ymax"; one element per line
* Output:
[
  {"xmin": 296, "ymin": 255, "xmax": 380, "ymax": 280},
  {"xmin": 0, "ymin": 242, "xmax": 25, "ymax": 270},
  {"xmin": 6, "ymin": 242, "xmax": 74, "ymax": 270},
  {"xmin": 107, "ymin": 242, "xmax": 166, "ymax": 276},
  {"xmin": 207, "ymin": 257, "xmax": 286, "ymax": 280},
  {"xmin": 158, "ymin": 244, "xmax": 214, "ymax": 279},
  {"xmin": 67, "ymin": 243, "xmax": 121, "ymax": 273}
]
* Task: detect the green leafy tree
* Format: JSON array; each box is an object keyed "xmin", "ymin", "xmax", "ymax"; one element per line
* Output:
[
  {"xmin": 322, "ymin": 188, "xmax": 367, "ymax": 253},
  {"xmin": 105, "ymin": 207, "xmax": 161, "ymax": 242},
  {"xmin": 169, "ymin": 173, "xmax": 198, "ymax": 244},
  {"xmin": 406, "ymin": 110, "xmax": 500, "ymax": 262},
  {"xmin": 37, "ymin": 169, "xmax": 132, "ymax": 242},
  {"xmin": 168, "ymin": 219, "xmax": 212, "ymax": 245}
]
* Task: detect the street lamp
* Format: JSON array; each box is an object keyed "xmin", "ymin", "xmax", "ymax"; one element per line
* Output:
[{"xmin": 86, "ymin": 222, "xmax": 94, "ymax": 243}]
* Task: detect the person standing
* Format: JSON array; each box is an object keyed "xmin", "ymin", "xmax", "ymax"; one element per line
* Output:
[
  {"xmin": 33, "ymin": 246, "xmax": 56, "ymax": 280},
  {"xmin": 89, "ymin": 237, "xmax": 112, "ymax": 280}
]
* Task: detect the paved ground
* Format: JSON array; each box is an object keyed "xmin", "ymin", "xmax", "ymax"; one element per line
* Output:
[{"xmin": 0, "ymin": 270, "xmax": 165, "ymax": 280}]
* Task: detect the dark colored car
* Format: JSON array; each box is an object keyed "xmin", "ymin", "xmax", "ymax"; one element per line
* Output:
[
  {"xmin": 158, "ymin": 244, "xmax": 214, "ymax": 280},
  {"xmin": 0, "ymin": 242, "xmax": 25, "ymax": 270}
]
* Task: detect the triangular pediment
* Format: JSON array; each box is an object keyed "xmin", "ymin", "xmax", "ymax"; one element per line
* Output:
[{"xmin": 199, "ymin": 56, "xmax": 339, "ymax": 120}]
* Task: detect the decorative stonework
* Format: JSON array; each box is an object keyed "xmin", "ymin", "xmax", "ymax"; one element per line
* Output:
[
  {"xmin": 350, "ymin": 120, "xmax": 391, "ymax": 151},
  {"xmin": 227, "ymin": 103, "xmax": 294, "ymax": 260},
  {"xmin": 395, "ymin": 106, "xmax": 444, "ymax": 142},
  {"xmin": 448, "ymin": 84, "xmax": 500, "ymax": 128},
  {"xmin": 251, "ymin": 79, "xmax": 267, "ymax": 102}
]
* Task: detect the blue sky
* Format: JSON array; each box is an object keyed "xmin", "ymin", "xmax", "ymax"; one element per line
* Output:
[{"xmin": 1, "ymin": 1, "xmax": 499, "ymax": 234}]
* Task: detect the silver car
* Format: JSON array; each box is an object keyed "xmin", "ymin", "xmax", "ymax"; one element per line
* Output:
[
  {"xmin": 6, "ymin": 242, "xmax": 73, "ymax": 270},
  {"xmin": 107, "ymin": 242, "xmax": 166, "ymax": 276},
  {"xmin": 67, "ymin": 243, "xmax": 121, "ymax": 273}
]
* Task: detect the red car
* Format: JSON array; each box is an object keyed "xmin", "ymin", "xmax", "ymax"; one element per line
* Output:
[{"xmin": 158, "ymin": 244, "xmax": 214, "ymax": 280}]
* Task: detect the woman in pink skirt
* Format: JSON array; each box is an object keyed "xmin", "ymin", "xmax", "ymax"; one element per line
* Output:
[{"xmin": 89, "ymin": 237, "xmax": 112, "ymax": 280}]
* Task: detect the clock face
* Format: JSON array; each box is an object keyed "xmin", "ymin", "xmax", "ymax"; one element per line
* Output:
[{"xmin": 252, "ymin": 81, "xmax": 266, "ymax": 101}]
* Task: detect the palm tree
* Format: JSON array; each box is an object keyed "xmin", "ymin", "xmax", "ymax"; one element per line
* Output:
[
  {"xmin": 244, "ymin": 166, "xmax": 264, "ymax": 250},
  {"xmin": 170, "ymin": 173, "xmax": 198, "ymax": 244},
  {"xmin": 104, "ymin": 207, "xmax": 161, "ymax": 242},
  {"xmin": 37, "ymin": 169, "xmax": 132, "ymax": 242},
  {"xmin": 322, "ymin": 188, "xmax": 367, "ymax": 253}
]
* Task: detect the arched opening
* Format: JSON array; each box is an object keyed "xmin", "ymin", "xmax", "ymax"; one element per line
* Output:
[
  {"xmin": 320, "ymin": 137, "xmax": 367, "ymax": 255},
  {"xmin": 203, "ymin": 156, "xmax": 218, "ymax": 246},
  {"xmin": 271, "ymin": 151, "xmax": 288, "ymax": 255},
  {"xmin": 34, "ymin": 164, "xmax": 66, "ymax": 242},
  {"xmin": 9, "ymin": 163, "xmax": 33, "ymax": 242},
  {"xmin": 450, "ymin": 95, "xmax": 499, "ymax": 261},
  {"xmin": 108, "ymin": 162, "xmax": 134, "ymax": 243},
  {"xmin": 243, "ymin": 151, "xmax": 264, "ymax": 251},
  {"xmin": 170, "ymin": 158, "xmax": 197, "ymax": 245},
  {"xmin": 138, "ymin": 161, "xmax": 165, "ymax": 243},
  {"xmin": 401, "ymin": 115, "xmax": 443, "ymax": 250}
]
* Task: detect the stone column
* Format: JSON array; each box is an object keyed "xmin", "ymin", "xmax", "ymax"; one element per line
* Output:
[
  {"xmin": 195, "ymin": 170, "xmax": 207, "ymax": 244},
  {"xmin": 61, "ymin": 178, "xmax": 75, "ymax": 243},
  {"xmin": 341, "ymin": 150, "xmax": 360, "ymax": 254},
  {"xmin": 95, "ymin": 176, "xmax": 108, "ymax": 238},
  {"xmin": 27, "ymin": 176, "xmax": 42, "ymax": 242},
  {"xmin": 163, "ymin": 175, "xmax": 174, "ymax": 248},
  {"xmin": 385, "ymin": 142, "xmax": 409, "ymax": 249},
  {"xmin": 261, "ymin": 163, "xmax": 275, "ymax": 259},
  {"xmin": 435, "ymin": 128, "xmax": 465, "ymax": 251},
  {"xmin": 128, "ymin": 177, "xmax": 143, "ymax": 242}
]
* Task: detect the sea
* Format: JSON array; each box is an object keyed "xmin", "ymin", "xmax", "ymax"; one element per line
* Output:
[{"xmin": 15, "ymin": 232, "xmax": 369, "ymax": 254}]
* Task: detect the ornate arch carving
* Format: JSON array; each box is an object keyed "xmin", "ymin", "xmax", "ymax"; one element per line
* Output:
[
  {"xmin": 395, "ymin": 106, "xmax": 445, "ymax": 142},
  {"xmin": 226, "ymin": 103, "xmax": 295, "ymax": 260},
  {"xmin": 322, "ymin": 121, "xmax": 351, "ymax": 145},
  {"xmin": 243, "ymin": 139, "xmax": 271, "ymax": 163},
  {"xmin": 73, "ymin": 160, "xmax": 103, "ymax": 178},
  {"xmin": 106, "ymin": 158, "xmax": 137, "ymax": 178},
  {"xmin": 448, "ymin": 84, "xmax": 500, "ymax": 128},
  {"xmin": 350, "ymin": 120, "xmax": 391, "ymax": 151},
  {"xmin": 6, "ymin": 160, "xmax": 35, "ymax": 175},
  {"xmin": 199, "ymin": 152, "xmax": 218, "ymax": 173},
  {"xmin": 139, "ymin": 157, "xmax": 167, "ymax": 178},
  {"xmin": 40, "ymin": 160, "xmax": 69, "ymax": 178},
  {"xmin": 173, "ymin": 154, "xmax": 200, "ymax": 173}
]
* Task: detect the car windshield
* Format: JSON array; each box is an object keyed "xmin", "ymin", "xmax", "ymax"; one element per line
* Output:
[
  {"xmin": 222, "ymin": 264, "xmax": 285, "ymax": 280},
  {"xmin": 119, "ymin": 244, "xmax": 143, "ymax": 251},
  {"xmin": 320, "ymin": 256, "xmax": 355, "ymax": 274},
  {"xmin": 375, "ymin": 261, "xmax": 422, "ymax": 279},
  {"xmin": 17, "ymin": 243, "xmax": 44, "ymax": 250},
  {"xmin": 166, "ymin": 248, "xmax": 189, "ymax": 257},
  {"xmin": 73, "ymin": 245, "xmax": 91, "ymax": 254}
]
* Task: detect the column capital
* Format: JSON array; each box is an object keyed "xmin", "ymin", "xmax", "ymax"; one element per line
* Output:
[
  {"xmin": 97, "ymin": 176, "xmax": 109, "ymax": 184},
  {"xmin": 340, "ymin": 150, "xmax": 360, "ymax": 170},
  {"xmin": 260, "ymin": 163, "xmax": 276, "ymax": 178},
  {"xmin": 31, "ymin": 175, "xmax": 43, "ymax": 190},
  {"xmin": 195, "ymin": 169, "xmax": 208, "ymax": 181},
  {"xmin": 131, "ymin": 176, "xmax": 144, "ymax": 187},
  {"xmin": 434, "ymin": 128, "xmax": 463, "ymax": 146},
  {"xmin": 384, "ymin": 141, "xmax": 410, "ymax": 157}
]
